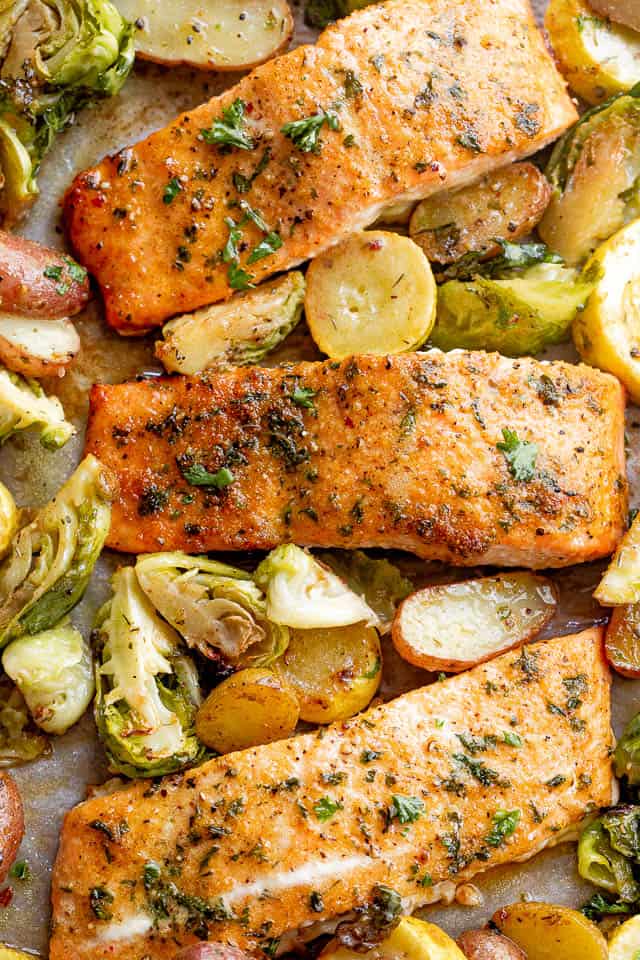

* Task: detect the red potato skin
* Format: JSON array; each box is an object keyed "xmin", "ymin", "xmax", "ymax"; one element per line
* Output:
[
  {"xmin": 457, "ymin": 929, "xmax": 527, "ymax": 960},
  {"xmin": 173, "ymin": 947, "xmax": 251, "ymax": 960},
  {"xmin": 0, "ymin": 231, "xmax": 90, "ymax": 320},
  {"xmin": 0, "ymin": 771, "xmax": 24, "ymax": 883}
]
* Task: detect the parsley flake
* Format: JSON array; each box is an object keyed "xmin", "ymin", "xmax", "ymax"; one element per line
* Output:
[
  {"xmin": 390, "ymin": 794, "xmax": 424, "ymax": 824},
  {"xmin": 281, "ymin": 111, "xmax": 340, "ymax": 154},
  {"xmin": 314, "ymin": 796, "xmax": 343, "ymax": 821},
  {"xmin": 486, "ymin": 809, "xmax": 520, "ymax": 847},
  {"xmin": 180, "ymin": 463, "xmax": 235, "ymax": 489},
  {"xmin": 202, "ymin": 99, "xmax": 254, "ymax": 151},
  {"xmin": 497, "ymin": 428, "xmax": 538, "ymax": 482},
  {"xmin": 163, "ymin": 177, "xmax": 183, "ymax": 205}
]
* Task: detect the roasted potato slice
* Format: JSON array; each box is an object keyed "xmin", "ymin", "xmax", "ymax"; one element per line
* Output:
[
  {"xmin": 0, "ymin": 315, "xmax": 80, "ymax": 378},
  {"xmin": 0, "ymin": 231, "xmax": 89, "ymax": 320},
  {"xmin": 608, "ymin": 914, "xmax": 640, "ymax": 960},
  {"xmin": 605, "ymin": 604, "xmax": 640, "ymax": 675},
  {"xmin": 195, "ymin": 668, "xmax": 299, "ymax": 754},
  {"xmin": 573, "ymin": 218, "xmax": 640, "ymax": 404},
  {"xmin": 115, "ymin": 0, "xmax": 293, "ymax": 71},
  {"xmin": 589, "ymin": 0, "xmax": 640, "ymax": 31},
  {"xmin": 0, "ymin": 947, "xmax": 37, "ymax": 960},
  {"xmin": 410, "ymin": 164, "xmax": 550, "ymax": 265},
  {"xmin": 538, "ymin": 87, "xmax": 640, "ymax": 266},
  {"xmin": 156, "ymin": 272, "xmax": 304, "ymax": 375},
  {"xmin": 173, "ymin": 947, "xmax": 252, "ymax": 960},
  {"xmin": 456, "ymin": 931, "xmax": 526, "ymax": 960},
  {"xmin": 392, "ymin": 573, "xmax": 557, "ymax": 673},
  {"xmin": 545, "ymin": 0, "xmax": 640, "ymax": 104},
  {"xmin": 320, "ymin": 916, "xmax": 466, "ymax": 960},
  {"xmin": 0, "ymin": 481, "xmax": 17, "ymax": 557},
  {"xmin": 491, "ymin": 903, "xmax": 607, "ymax": 960},
  {"xmin": 0, "ymin": 771, "xmax": 23, "ymax": 883},
  {"xmin": 305, "ymin": 231, "xmax": 436, "ymax": 358},
  {"xmin": 275, "ymin": 622, "xmax": 381, "ymax": 724}
]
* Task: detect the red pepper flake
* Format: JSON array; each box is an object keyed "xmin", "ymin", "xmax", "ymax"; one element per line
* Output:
[
  {"xmin": 91, "ymin": 195, "xmax": 106, "ymax": 208},
  {"xmin": 368, "ymin": 239, "xmax": 383, "ymax": 251},
  {"xmin": 0, "ymin": 886, "xmax": 13, "ymax": 907},
  {"xmin": 344, "ymin": 416, "xmax": 354, "ymax": 428}
]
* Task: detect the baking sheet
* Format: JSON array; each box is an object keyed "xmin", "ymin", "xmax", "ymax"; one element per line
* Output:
[{"xmin": 1, "ymin": 1, "xmax": 639, "ymax": 954}]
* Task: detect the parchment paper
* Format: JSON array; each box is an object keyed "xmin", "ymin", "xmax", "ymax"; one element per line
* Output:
[{"xmin": 1, "ymin": 1, "xmax": 639, "ymax": 954}]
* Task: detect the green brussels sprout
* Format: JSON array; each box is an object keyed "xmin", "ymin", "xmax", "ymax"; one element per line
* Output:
[
  {"xmin": 539, "ymin": 83, "xmax": 640, "ymax": 265},
  {"xmin": 434, "ymin": 240, "xmax": 561, "ymax": 283},
  {"xmin": 0, "ymin": 674, "xmax": 49, "ymax": 765},
  {"xmin": 0, "ymin": 364, "xmax": 74, "ymax": 448},
  {"xmin": 2, "ymin": 618, "xmax": 93, "ymax": 734},
  {"xmin": 318, "ymin": 550, "xmax": 413, "ymax": 634},
  {"xmin": 431, "ymin": 261, "xmax": 595, "ymax": 357},
  {"xmin": 0, "ymin": 0, "xmax": 135, "ymax": 224},
  {"xmin": 578, "ymin": 808, "xmax": 640, "ymax": 902},
  {"xmin": 615, "ymin": 712, "xmax": 640, "ymax": 786},
  {"xmin": 0, "ymin": 454, "xmax": 113, "ymax": 647},
  {"xmin": 304, "ymin": 0, "xmax": 374, "ymax": 29},
  {"xmin": 94, "ymin": 566, "xmax": 204, "ymax": 778},
  {"xmin": 254, "ymin": 544, "xmax": 378, "ymax": 630},
  {"xmin": 135, "ymin": 552, "xmax": 289, "ymax": 668}
]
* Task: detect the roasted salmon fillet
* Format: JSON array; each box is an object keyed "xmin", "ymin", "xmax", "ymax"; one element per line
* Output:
[
  {"xmin": 84, "ymin": 351, "xmax": 627, "ymax": 564},
  {"xmin": 64, "ymin": 0, "xmax": 577, "ymax": 333},
  {"xmin": 49, "ymin": 628, "xmax": 613, "ymax": 960}
]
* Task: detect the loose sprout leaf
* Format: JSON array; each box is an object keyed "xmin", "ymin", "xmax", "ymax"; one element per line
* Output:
[
  {"xmin": 0, "ymin": 455, "xmax": 113, "ymax": 647},
  {"xmin": 135, "ymin": 551, "xmax": 289, "ymax": 667},
  {"xmin": 255, "ymin": 544, "xmax": 378, "ymax": 629},
  {"xmin": 578, "ymin": 814, "xmax": 640, "ymax": 902},
  {"xmin": 318, "ymin": 550, "xmax": 413, "ymax": 633},
  {"xmin": 0, "ymin": 365, "xmax": 75, "ymax": 448},
  {"xmin": 94, "ymin": 566, "xmax": 204, "ymax": 778},
  {"xmin": 616, "ymin": 712, "xmax": 640, "ymax": 785}
]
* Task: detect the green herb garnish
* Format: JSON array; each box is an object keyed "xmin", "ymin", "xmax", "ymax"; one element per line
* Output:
[
  {"xmin": 202, "ymin": 99, "xmax": 254, "ymax": 150},
  {"xmin": 281, "ymin": 111, "xmax": 340, "ymax": 153},
  {"xmin": 497, "ymin": 428, "xmax": 538, "ymax": 482}
]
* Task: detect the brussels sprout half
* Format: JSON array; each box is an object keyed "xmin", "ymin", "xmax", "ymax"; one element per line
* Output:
[
  {"xmin": 431, "ymin": 262, "xmax": 595, "ymax": 357},
  {"xmin": 0, "ymin": 0, "xmax": 135, "ymax": 224},
  {"xmin": 539, "ymin": 83, "xmax": 640, "ymax": 265},
  {"xmin": 135, "ymin": 552, "xmax": 289, "ymax": 667},
  {"xmin": 2, "ymin": 618, "xmax": 94, "ymax": 734},
  {"xmin": 254, "ymin": 544, "xmax": 378, "ymax": 630},
  {"xmin": 94, "ymin": 566, "xmax": 204, "ymax": 778},
  {"xmin": 0, "ymin": 364, "xmax": 74, "ymax": 448},
  {"xmin": 317, "ymin": 550, "xmax": 413, "ymax": 634},
  {"xmin": 578, "ymin": 809, "xmax": 640, "ymax": 902},
  {"xmin": 0, "ymin": 674, "xmax": 49, "ymax": 766},
  {"xmin": 0, "ymin": 454, "xmax": 113, "ymax": 647}
]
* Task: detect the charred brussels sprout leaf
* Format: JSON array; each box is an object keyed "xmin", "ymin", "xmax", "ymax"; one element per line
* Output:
[
  {"xmin": 318, "ymin": 550, "xmax": 413, "ymax": 634},
  {"xmin": 94, "ymin": 566, "xmax": 204, "ymax": 778},
  {"xmin": 0, "ymin": 0, "xmax": 135, "ymax": 224},
  {"xmin": 2, "ymin": 618, "xmax": 94, "ymax": 734},
  {"xmin": 0, "ymin": 674, "xmax": 49, "ymax": 765},
  {"xmin": 255, "ymin": 544, "xmax": 378, "ymax": 630},
  {"xmin": 0, "ymin": 364, "xmax": 74, "ymax": 448},
  {"xmin": 434, "ymin": 240, "xmax": 561, "ymax": 283},
  {"xmin": 578, "ymin": 808, "xmax": 640, "ymax": 902},
  {"xmin": 135, "ymin": 551, "xmax": 289, "ymax": 668},
  {"xmin": 0, "ymin": 455, "xmax": 113, "ymax": 647}
]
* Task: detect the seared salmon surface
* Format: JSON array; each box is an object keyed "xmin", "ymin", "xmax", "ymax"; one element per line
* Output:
[
  {"xmin": 84, "ymin": 352, "xmax": 626, "ymax": 565},
  {"xmin": 64, "ymin": 0, "xmax": 577, "ymax": 333},
  {"xmin": 50, "ymin": 629, "xmax": 613, "ymax": 960}
]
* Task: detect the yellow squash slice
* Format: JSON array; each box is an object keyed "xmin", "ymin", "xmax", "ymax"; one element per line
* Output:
[{"xmin": 594, "ymin": 511, "xmax": 640, "ymax": 605}]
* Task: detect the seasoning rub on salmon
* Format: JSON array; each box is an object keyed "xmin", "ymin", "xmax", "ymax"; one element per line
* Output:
[
  {"xmin": 64, "ymin": 0, "xmax": 577, "ymax": 333},
  {"xmin": 50, "ymin": 629, "xmax": 613, "ymax": 960},
  {"xmin": 84, "ymin": 352, "xmax": 626, "ymax": 565}
]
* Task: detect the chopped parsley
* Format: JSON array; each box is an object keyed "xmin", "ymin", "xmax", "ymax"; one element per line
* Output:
[
  {"xmin": 486, "ymin": 809, "xmax": 520, "ymax": 847},
  {"xmin": 43, "ymin": 264, "xmax": 63, "ymax": 281},
  {"xmin": 497, "ymin": 428, "xmax": 538, "ymax": 482},
  {"xmin": 180, "ymin": 463, "xmax": 235, "ymax": 489},
  {"xmin": 89, "ymin": 886, "xmax": 114, "ymax": 921},
  {"xmin": 390, "ymin": 794, "xmax": 424, "ymax": 824},
  {"xmin": 9, "ymin": 860, "xmax": 31, "ymax": 881},
  {"xmin": 503, "ymin": 731, "xmax": 523, "ymax": 747},
  {"xmin": 281, "ymin": 110, "xmax": 340, "ymax": 153},
  {"xmin": 453, "ymin": 753, "xmax": 500, "ymax": 786},
  {"xmin": 290, "ymin": 385, "xmax": 317, "ymax": 409},
  {"xmin": 314, "ymin": 796, "xmax": 343, "ymax": 822},
  {"xmin": 247, "ymin": 231, "xmax": 283, "ymax": 265},
  {"xmin": 163, "ymin": 177, "xmax": 183, "ymax": 204},
  {"xmin": 202, "ymin": 99, "xmax": 254, "ymax": 150}
]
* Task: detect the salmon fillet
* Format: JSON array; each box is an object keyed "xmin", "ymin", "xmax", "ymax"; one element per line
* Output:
[
  {"xmin": 84, "ymin": 351, "xmax": 626, "ymax": 564},
  {"xmin": 64, "ymin": 0, "xmax": 577, "ymax": 333},
  {"xmin": 49, "ymin": 628, "xmax": 613, "ymax": 960}
]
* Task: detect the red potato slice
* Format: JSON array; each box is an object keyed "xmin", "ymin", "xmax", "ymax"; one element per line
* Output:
[
  {"xmin": 114, "ymin": 0, "xmax": 294, "ymax": 71},
  {"xmin": 392, "ymin": 573, "xmax": 558, "ymax": 672},
  {"xmin": 457, "ymin": 930, "xmax": 527, "ymax": 960},
  {"xmin": 0, "ymin": 315, "xmax": 80, "ymax": 378},
  {"xmin": 0, "ymin": 231, "xmax": 89, "ymax": 321},
  {"xmin": 0, "ymin": 771, "xmax": 23, "ymax": 883},
  {"xmin": 173, "ymin": 947, "xmax": 252, "ymax": 960},
  {"xmin": 587, "ymin": 0, "xmax": 640, "ymax": 33}
]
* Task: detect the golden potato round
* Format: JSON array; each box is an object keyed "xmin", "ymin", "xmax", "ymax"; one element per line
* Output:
[
  {"xmin": 457, "ymin": 930, "xmax": 526, "ymax": 960},
  {"xmin": 491, "ymin": 902, "xmax": 608, "ymax": 960},
  {"xmin": 608, "ymin": 914, "xmax": 640, "ymax": 960},
  {"xmin": 321, "ymin": 916, "xmax": 466, "ymax": 960},
  {"xmin": 275, "ymin": 623, "xmax": 381, "ymax": 724},
  {"xmin": 195, "ymin": 668, "xmax": 299, "ymax": 755},
  {"xmin": 305, "ymin": 231, "xmax": 436, "ymax": 359}
]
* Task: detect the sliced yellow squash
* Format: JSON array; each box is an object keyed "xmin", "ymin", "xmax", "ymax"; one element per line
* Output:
[
  {"xmin": 595, "ymin": 511, "xmax": 640, "ymax": 605},
  {"xmin": 608, "ymin": 914, "xmax": 640, "ymax": 960}
]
